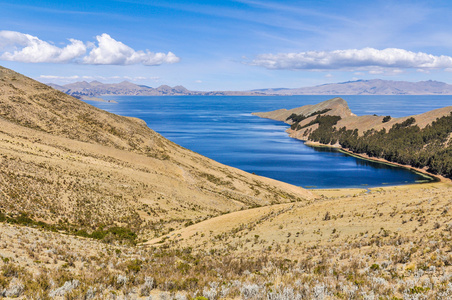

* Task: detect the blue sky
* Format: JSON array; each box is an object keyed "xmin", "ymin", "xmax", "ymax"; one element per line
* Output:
[{"xmin": 1, "ymin": 0, "xmax": 452, "ymax": 90}]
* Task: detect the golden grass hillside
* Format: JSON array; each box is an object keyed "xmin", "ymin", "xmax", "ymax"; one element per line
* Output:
[
  {"xmin": 153, "ymin": 183, "xmax": 452, "ymax": 254},
  {"xmin": 0, "ymin": 66, "xmax": 315, "ymax": 242},
  {"xmin": 142, "ymin": 183, "xmax": 452, "ymax": 299},
  {"xmin": 0, "ymin": 183, "xmax": 451, "ymax": 299}
]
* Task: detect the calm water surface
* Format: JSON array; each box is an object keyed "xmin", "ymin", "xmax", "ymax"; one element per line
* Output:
[{"xmin": 89, "ymin": 95, "xmax": 452, "ymax": 189}]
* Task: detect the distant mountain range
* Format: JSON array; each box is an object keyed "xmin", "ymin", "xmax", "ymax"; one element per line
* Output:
[
  {"xmin": 252, "ymin": 79, "xmax": 452, "ymax": 95},
  {"xmin": 48, "ymin": 81, "xmax": 262, "ymax": 98},
  {"xmin": 49, "ymin": 79, "xmax": 452, "ymax": 98}
]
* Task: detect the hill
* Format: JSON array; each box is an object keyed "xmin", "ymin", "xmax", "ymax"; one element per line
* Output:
[
  {"xmin": 2, "ymin": 66, "xmax": 452, "ymax": 299},
  {"xmin": 0, "ymin": 65, "xmax": 314, "ymax": 243},
  {"xmin": 253, "ymin": 97, "xmax": 452, "ymax": 178},
  {"xmin": 253, "ymin": 79, "xmax": 452, "ymax": 95}
]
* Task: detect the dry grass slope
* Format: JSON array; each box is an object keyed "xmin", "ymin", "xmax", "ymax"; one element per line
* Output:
[
  {"xmin": 0, "ymin": 183, "xmax": 451, "ymax": 299},
  {"xmin": 0, "ymin": 65, "xmax": 314, "ymax": 242}
]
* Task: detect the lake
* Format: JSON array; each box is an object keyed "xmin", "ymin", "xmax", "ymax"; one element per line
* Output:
[{"xmin": 88, "ymin": 95, "xmax": 452, "ymax": 189}]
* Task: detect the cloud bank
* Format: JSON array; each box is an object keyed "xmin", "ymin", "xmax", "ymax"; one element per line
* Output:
[
  {"xmin": 250, "ymin": 48, "xmax": 452, "ymax": 70},
  {"xmin": 0, "ymin": 31, "xmax": 180, "ymax": 66}
]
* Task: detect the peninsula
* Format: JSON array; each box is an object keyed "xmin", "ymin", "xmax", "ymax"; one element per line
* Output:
[{"xmin": 253, "ymin": 97, "xmax": 452, "ymax": 179}]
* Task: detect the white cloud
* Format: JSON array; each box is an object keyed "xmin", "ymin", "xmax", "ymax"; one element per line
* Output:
[
  {"xmin": 83, "ymin": 33, "xmax": 179, "ymax": 65},
  {"xmin": 368, "ymin": 68, "xmax": 405, "ymax": 76},
  {"xmin": 0, "ymin": 31, "xmax": 179, "ymax": 66},
  {"xmin": 0, "ymin": 31, "xmax": 86, "ymax": 63},
  {"xmin": 39, "ymin": 75, "xmax": 80, "ymax": 80},
  {"xmin": 124, "ymin": 76, "xmax": 148, "ymax": 81},
  {"xmin": 81, "ymin": 76, "xmax": 97, "ymax": 80},
  {"xmin": 250, "ymin": 48, "xmax": 452, "ymax": 71}
]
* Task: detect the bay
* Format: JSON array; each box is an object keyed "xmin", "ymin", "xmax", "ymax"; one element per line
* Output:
[{"xmin": 89, "ymin": 95, "xmax": 452, "ymax": 189}]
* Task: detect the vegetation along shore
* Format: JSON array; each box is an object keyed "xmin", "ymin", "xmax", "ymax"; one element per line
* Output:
[{"xmin": 253, "ymin": 97, "xmax": 452, "ymax": 181}]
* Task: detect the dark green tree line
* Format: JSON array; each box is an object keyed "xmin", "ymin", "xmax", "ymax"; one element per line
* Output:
[{"xmin": 303, "ymin": 113, "xmax": 452, "ymax": 178}]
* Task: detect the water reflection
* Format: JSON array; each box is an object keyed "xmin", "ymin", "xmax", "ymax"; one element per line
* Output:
[
  {"xmin": 310, "ymin": 146, "xmax": 339, "ymax": 153},
  {"xmin": 353, "ymin": 157, "xmax": 397, "ymax": 169},
  {"xmin": 310, "ymin": 144, "xmax": 435, "ymax": 182}
]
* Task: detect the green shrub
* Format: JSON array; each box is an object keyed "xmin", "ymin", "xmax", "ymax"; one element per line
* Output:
[
  {"xmin": 383, "ymin": 115, "xmax": 391, "ymax": 123},
  {"xmin": 287, "ymin": 109, "xmax": 332, "ymax": 129}
]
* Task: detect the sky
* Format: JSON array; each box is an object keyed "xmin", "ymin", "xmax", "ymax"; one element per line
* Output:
[{"xmin": 1, "ymin": 0, "xmax": 452, "ymax": 91}]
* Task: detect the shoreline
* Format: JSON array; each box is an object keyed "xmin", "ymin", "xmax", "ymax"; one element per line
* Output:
[
  {"xmin": 80, "ymin": 96, "xmax": 118, "ymax": 103},
  {"xmin": 303, "ymin": 140, "xmax": 450, "ymax": 185}
]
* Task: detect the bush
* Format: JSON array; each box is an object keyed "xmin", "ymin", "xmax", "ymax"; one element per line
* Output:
[{"xmin": 287, "ymin": 109, "xmax": 332, "ymax": 129}]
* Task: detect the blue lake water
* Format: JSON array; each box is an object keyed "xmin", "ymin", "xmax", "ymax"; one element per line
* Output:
[{"xmin": 88, "ymin": 95, "xmax": 452, "ymax": 189}]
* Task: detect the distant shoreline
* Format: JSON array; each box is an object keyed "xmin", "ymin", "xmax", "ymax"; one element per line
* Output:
[
  {"xmin": 49, "ymin": 78, "xmax": 452, "ymax": 97},
  {"xmin": 74, "ymin": 93, "xmax": 452, "ymax": 97},
  {"xmin": 80, "ymin": 96, "xmax": 118, "ymax": 103}
]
